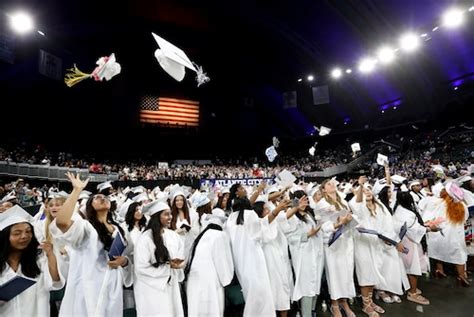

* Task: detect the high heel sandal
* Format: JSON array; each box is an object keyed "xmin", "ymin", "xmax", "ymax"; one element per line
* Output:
[
  {"xmin": 375, "ymin": 291, "xmax": 393, "ymax": 304},
  {"xmin": 434, "ymin": 269, "xmax": 447, "ymax": 278},
  {"xmin": 361, "ymin": 295, "xmax": 380, "ymax": 317},
  {"xmin": 368, "ymin": 291, "xmax": 385, "ymax": 313},
  {"xmin": 457, "ymin": 275, "xmax": 471, "ymax": 287}
]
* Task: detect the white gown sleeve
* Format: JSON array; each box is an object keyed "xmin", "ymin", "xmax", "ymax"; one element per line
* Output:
[
  {"xmin": 38, "ymin": 253, "xmax": 65, "ymax": 291},
  {"xmin": 134, "ymin": 235, "xmax": 171, "ymax": 290},
  {"xmin": 49, "ymin": 216, "xmax": 92, "ymax": 250},
  {"xmin": 212, "ymin": 233, "xmax": 234, "ymax": 287}
]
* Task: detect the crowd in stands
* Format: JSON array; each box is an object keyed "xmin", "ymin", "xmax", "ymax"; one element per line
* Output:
[{"xmin": 1, "ymin": 128, "xmax": 473, "ymax": 184}]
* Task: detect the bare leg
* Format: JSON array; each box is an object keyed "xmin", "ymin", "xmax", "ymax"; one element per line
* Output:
[
  {"xmin": 407, "ymin": 274, "xmax": 418, "ymax": 294},
  {"xmin": 277, "ymin": 310, "xmax": 288, "ymax": 317},
  {"xmin": 330, "ymin": 299, "xmax": 342, "ymax": 317},
  {"xmin": 339, "ymin": 298, "xmax": 355, "ymax": 317}
]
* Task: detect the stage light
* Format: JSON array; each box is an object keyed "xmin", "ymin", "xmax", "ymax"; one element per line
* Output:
[
  {"xmin": 37, "ymin": 30, "xmax": 45, "ymax": 36},
  {"xmin": 297, "ymin": 78, "xmax": 302, "ymax": 82},
  {"xmin": 393, "ymin": 106, "xmax": 397, "ymax": 110},
  {"xmin": 358, "ymin": 57, "xmax": 376, "ymax": 73},
  {"xmin": 307, "ymin": 75, "xmax": 314, "ymax": 81},
  {"xmin": 381, "ymin": 110, "xmax": 385, "ymax": 113},
  {"xmin": 469, "ymin": 6, "xmax": 474, "ymax": 12},
  {"xmin": 346, "ymin": 69, "xmax": 352, "ymax": 74},
  {"xmin": 420, "ymin": 33, "xmax": 428, "ymax": 37},
  {"xmin": 432, "ymin": 26, "xmax": 439, "ymax": 31},
  {"xmin": 9, "ymin": 11, "xmax": 34, "ymax": 34},
  {"xmin": 377, "ymin": 46, "xmax": 395, "ymax": 64},
  {"xmin": 399, "ymin": 33, "xmax": 420, "ymax": 52},
  {"xmin": 331, "ymin": 68, "xmax": 342, "ymax": 79},
  {"xmin": 442, "ymin": 8, "xmax": 464, "ymax": 28},
  {"xmin": 454, "ymin": 86, "xmax": 459, "ymax": 90}
]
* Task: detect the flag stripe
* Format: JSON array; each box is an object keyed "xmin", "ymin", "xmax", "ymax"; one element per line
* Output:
[
  {"xmin": 147, "ymin": 106, "xmax": 199, "ymax": 114},
  {"xmin": 159, "ymin": 97, "xmax": 199, "ymax": 105},
  {"xmin": 158, "ymin": 101, "xmax": 199, "ymax": 110},
  {"xmin": 140, "ymin": 109, "xmax": 199, "ymax": 118}
]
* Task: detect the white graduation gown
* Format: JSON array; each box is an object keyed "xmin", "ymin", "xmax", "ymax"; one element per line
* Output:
[
  {"xmin": 0, "ymin": 254, "xmax": 64, "ymax": 317},
  {"xmin": 316, "ymin": 198, "xmax": 356, "ymax": 300},
  {"xmin": 176, "ymin": 208, "xmax": 199, "ymax": 262},
  {"xmin": 421, "ymin": 197, "xmax": 469, "ymax": 265},
  {"xmin": 393, "ymin": 206, "xmax": 429, "ymax": 275},
  {"xmin": 134, "ymin": 229, "xmax": 185, "ymax": 317},
  {"xmin": 350, "ymin": 201, "xmax": 386, "ymax": 287},
  {"xmin": 186, "ymin": 228, "xmax": 234, "ymax": 317},
  {"xmin": 225, "ymin": 210, "xmax": 275, "ymax": 316},
  {"xmin": 285, "ymin": 212, "xmax": 324, "ymax": 302},
  {"xmin": 49, "ymin": 218, "xmax": 133, "ymax": 317},
  {"xmin": 351, "ymin": 201, "xmax": 409, "ymax": 294},
  {"xmin": 261, "ymin": 212, "xmax": 294, "ymax": 309}
]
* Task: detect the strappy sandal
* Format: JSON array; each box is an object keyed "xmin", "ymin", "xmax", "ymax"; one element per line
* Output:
[{"xmin": 362, "ymin": 295, "xmax": 380, "ymax": 317}]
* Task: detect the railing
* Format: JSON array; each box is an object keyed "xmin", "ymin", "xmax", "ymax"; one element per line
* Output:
[{"xmin": 0, "ymin": 161, "xmax": 119, "ymax": 182}]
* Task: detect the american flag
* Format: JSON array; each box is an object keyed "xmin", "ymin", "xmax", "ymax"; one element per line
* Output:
[{"xmin": 139, "ymin": 96, "xmax": 200, "ymax": 127}]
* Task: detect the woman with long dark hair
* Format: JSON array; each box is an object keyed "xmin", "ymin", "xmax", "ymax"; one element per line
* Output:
[
  {"xmin": 225, "ymin": 196, "xmax": 275, "ymax": 316},
  {"xmin": 0, "ymin": 205, "xmax": 63, "ymax": 316},
  {"xmin": 393, "ymin": 191, "xmax": 434, "ymax": 305},
  {"xmin": 123, "ymin": 201, "xmax": 147, "ymax": 246},
  {"xmin": 170, "ymin": 190, "xmax": 199, "ymax": 261},
  {"xmin": 351, "ymin": 180, "xmax": 408, "ymax": 315},
  {"xmin": 134, "ymin": 200, "xmax": 185, "ymax": 316},
  {"xmin": 52, "ymin": 173, "xmax": 133, "ymax": 316},
  {"xmin": 185, "ymin": 208, "xmax": 234, "ymax": 316},
  {"xmin": 285, "ymin": 190, "xmax": 324, "ymax": 317}
]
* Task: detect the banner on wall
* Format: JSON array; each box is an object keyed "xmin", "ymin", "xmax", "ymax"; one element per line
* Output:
[{"xmin": 200, "ymin": 178, "xmax": 274, "ymax": 188}]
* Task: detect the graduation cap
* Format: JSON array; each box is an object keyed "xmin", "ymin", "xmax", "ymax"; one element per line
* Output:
[
  {"xmin": 48, "ymin": 191, "xmax": 69, "ymax": 199},
  {"xmin": 445, "ymin": 181, "xmax": 464, "ymax": 202},
  {"xmin": 118, "ymin": 199, "xmax": 135, "ymax": 219},
  {"xmin": 0, "ymin": 205, "xmax": 33, "ymax": 230},
  {"xmin": 97, "ymin": 181, "xmax": 113, "ymax": 193},
  {"xmin": 391, "ymin": 175, "xmax": 407, "ymax": 185},
  {"xmin": 206, "ymin": 208, "xmax": 228, "ymax": 227},
  {"xmin": 131, "ymin": 186, "xmax": 146, "ymax": 194},
  {"xmin": 152, "ymin": 33, "xmax": 210, "ymax": 87},
  {"xmin": 351, "ymin": 143, "xmax": 361, "ymax": 153},
  {"xmin": 192, "ymin": 193, "xmax": 211, "ymax": 208},
  {"xmin": 79, "ymin": 190, "xmax": 92, "ymax": 201},
  {"xmin": 142, "ymin": 200, "xmax": 170, "ymax": 217},
  {"xmin": 315, "ymin": 126, "xmax": 331, "ymax": 136},
  {"xmin": 0, "ymin": 191, "xmax": 17, "ymax": 203},
  {"xmin": 376, "ymin": 153, "xmax": 388, "ymax": 166},
  {"xmin": 132, "ymin": 193, "xmax": 150, "ymax": 203},
  {"xmin": 272, "ymin": 137, "xmax": 280, "ymax": 148},
  {"xmin": 265, "ymin": 145, "xmax": 278, "ymax": 162},
  {"xmin": 64, "ymin": 53, "xmax": 121, "ymax": 87}
]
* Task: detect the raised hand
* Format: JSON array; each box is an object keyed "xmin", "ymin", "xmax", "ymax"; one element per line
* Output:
[
  {"xmin": 65, "ymin": 172, "xmax": 90, "ymax": 190},
  {"xmin": 358, "ymin": 175, "xmax": 368, "ymax": 185},
  {"xmin": 39, "ymin": 241, "xmax": 54, "ymax": 257}
]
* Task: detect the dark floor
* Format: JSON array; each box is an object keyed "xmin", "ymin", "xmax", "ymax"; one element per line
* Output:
[{"xmin": 314, "ymin": 274, "xmax": 474, "ymax": 317}]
